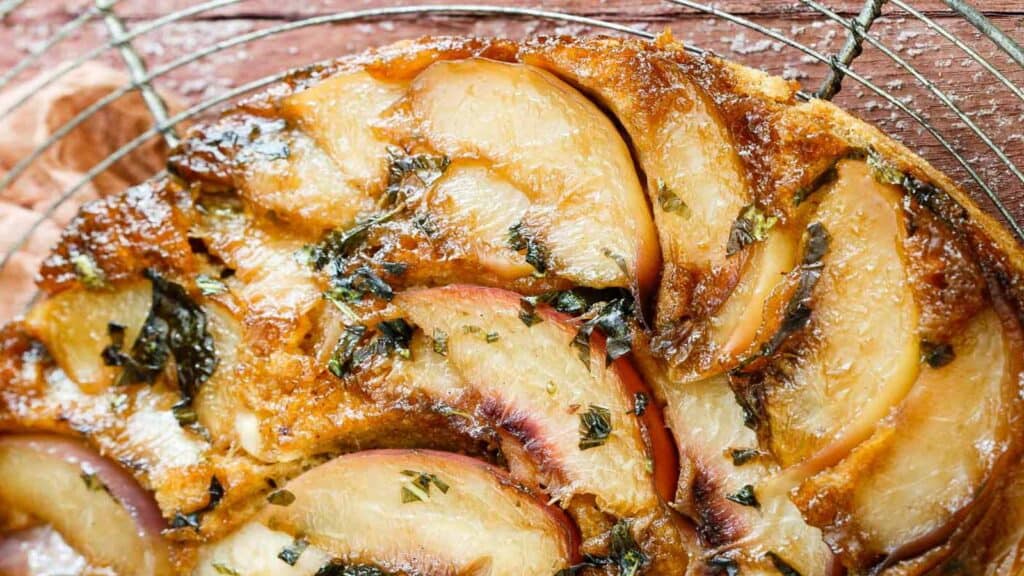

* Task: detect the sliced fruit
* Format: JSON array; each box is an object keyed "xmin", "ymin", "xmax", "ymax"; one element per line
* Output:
[
  {"xmin": 649, "ymin": 368, "xmax": 835, "ymax": 574},
  {"xmin": 203, "ymin": 450, "xmax": 576, "ymax": 576},
  {"xmin": 280, "ymin": 70, "xmax": 407, "ymax": 193},
  {"xmin": 522, "ymin": 45, "xmax": 752, "ymax": 323},
  {"xmin": 240, "ymin": 129, "xmax": 378, "ymax": 230},
  {"xmin": 424, "ymin": 161, "xmax": 534, "ymax": 279},
  {"xmin": 195, "ymin": 522, "xmax": 332, "ymax": 576},
  {"xmin": 194, "ymin": 208, "xmax": 322, "ymax": 350},
  {"xmin": 387, "ymin": 285, "xmax": 669, "ymax": 517},
  {"xmin": 0, "ymin": 526, "xmax": 92, "ymax": 576},
  {"xmin": 711, "ymin": 227, "xmax": 799, "ymax": 367},
  {"xmin": 739, "ymin": 159, "xmax": 919, "ymax": 474},
  {"xmin": 388, "ymin": 58, "xmax": 659, "ymax": 294},
  {"xmin": 0, "ymin": 435, "xmax": 170, "ymax": 575},
  {"xmin": 794, "ymin": 307, "xmax": 1023, "ymax": 569},
  {"xmin": 24, "ymin": 281, "xmax": 151, "ymax": 391}
]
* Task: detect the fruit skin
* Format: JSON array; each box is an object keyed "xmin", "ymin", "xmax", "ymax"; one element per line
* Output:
[
  {"xmin": 0, "ymin": 434, "xmax": 171, "ymax": 575},
  {"xmin": 390, "ymin": 284, "xmax": 677, "ymax": 514},
  {"xmin": 201, "ymin": 449, "xmax": 578, "ymax": 576}
]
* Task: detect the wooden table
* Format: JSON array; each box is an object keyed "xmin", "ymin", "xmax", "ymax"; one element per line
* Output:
[{"xmin": 1, "ymin": 0, "xmax": 1022, "ymax": 230}]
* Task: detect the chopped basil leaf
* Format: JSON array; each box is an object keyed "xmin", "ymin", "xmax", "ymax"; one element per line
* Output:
[
  {"xmin": 508, "ymin": 221, "xmax": 549, "ymax": 274},
  {"xmin": 726, "ymin": 484, "xmax": 760, "ymax": 508},
  {"xmin": 730, "ymin": 448, "xmax": 760, "ymax": 466},
  {"xmin": 327, "ymin": 325, "xmax": 368, "ymax": 379},
  {"xmin": 438, "ymin": 405, "xmax": 473, "ymax": 419},
  {"xmin": 385, "ymin": 146, "xmax": 450, "ymax": 204},
  {"xmin": 267, "ymin": 489, "xmax": 296, "ymax": 506},
  {"xmin": 726, "ymin": 204, "xmax": 778, "ymax": 256},
  {"xmin": 71, "ymin": 253, "xmax": 108, "ymax": 290},
  {"xmin": 431, "ymin": 328, "xmax": 449, "ymax": 356},
  {"xmin": 80, "ymin": 472, "xmax": 107, "ymax": 492},
  {"xmin": 573, "ymin": 298, "xmax": 635, "ymax": 366},
  {"xmin": 195, "ymin": 274, "xmax": 227, "ymax": 296},
  {"xmin": 170, "ymin": 511, "xmax": 201, "ymax": 531},
  {"xmin": 707, "ymin": 556, "xmax": 741, "ymax": 576},
  {"xmin": 766, "ymin": 552, "xmax": 802, "ymax": 576},
  {"xmin": 412, "ymin": 212, "xmax": 439, "ymax": 237},
  {"xmin": 550, "ymin": 290, "xmax": 587, "ymax": 316},
  {"xmin": 579, "ymin": 405, "xmax": 613, "ymax": 450},
  {"xmin": 278, "ymin": 537, "xmax": 309, "ymax": 566},
  {"xmin": 609, "ymin": 520, "xmax": 648, "ymax": 576},
  {"xmin": 207, "ymin": 476, "xmax": 225, "ymax": 509},
  {"xmin": 518, "ymin": 297, "xmax": 542, "ymax": 327},
  {"xmin": 305, "ymin": 205, "xmax": 404, "ymax": 273},
  {"xmin": 101, "ymin": 270, "xmax": 217, "ymax": 415},
  {"xmin": 401, "ymin": 485, "xmax": 428, "ymax": 503},
  {"xmin": 867, "ymin": 148, "xmax": 906, "ymax": 186},
  {"xmin": 212, "ymin": 562, "xmax": 241, "ymax": 576},
  {"xmin": 171, "ymin": 400, "xmax": 198, "ymax": 427},
  {"xmin": 381, "ymin": 261, "xmax": 408, "ymax": 276},
  {"xmin": 326, "ymin": 266, "xmax": 394, "ymax": 303},
  {"xmin": 400, "ymin": 469, "xmax": 450, "ymax": 504},
  {"xmin": 316, "ymin": 562, "xmax": 392, "ymax": 576},
  {"xmin": 631, "ymin": 392, "xmax": 648, "ymax": 416},
  {"xmin": 921, "ymin": 340, "xmax": 955, "ymax": 368},
  {"xmin": 656, "ymin": 179, "xmax": 689, "ymax": 216}
]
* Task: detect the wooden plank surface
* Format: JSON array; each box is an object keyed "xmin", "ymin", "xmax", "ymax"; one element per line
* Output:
[{"xmin": 0, "ymin": 0, "xmax": 1022, "ymax": 231}]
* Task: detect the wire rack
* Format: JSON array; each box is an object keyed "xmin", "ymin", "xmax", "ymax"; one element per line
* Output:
[{"xmin": 0, "ymin": 0, "xmax": 1022, "ymax": 315}]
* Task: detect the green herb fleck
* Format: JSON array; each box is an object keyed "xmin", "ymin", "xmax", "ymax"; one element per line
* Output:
[
  {"xmin": 327, "ymin": 325, "xmax": 368, "ymax": 379},
  {"xmin": 212, "ymin": 562, "xmax": 240, "ymax": 576},
  {"xmin": 101, "ymin": 270, "xmax": 217, "ymax": 414},
  {"xmin": 579, "ymin": 405, "xmax": 613, "ymax": 450},
  {"xmin": 171, "ymin": 400, "xmax": 198, "ymax": 427},
  {"xmin": 267, "ymin": 489, "xmax": 296, "ymax": 506},
  {"xmin": 921, "ymin": 340, "xmax": 955, "ymax": 368},
  {"xmin": 766, "ymin": 552, "xmax": 802, "ymax": 576},
  {"xmin": 867, "ymin": 148, "xmax": 906, "ymax": 186},
  {"xmin": 508, "ymin": 221, "xmax": 549, "ymax": 275},
  {"xmin": 727, "ymin": 204, "xmax": 778, "ymax": 256},
  {"xmin": 326, "ymin": 267, "xmax": 394, "ymax": 304},
  {"xmin": 432, "ymin": 328, "xmax": 449, "ymax": 356},
  {"xmin": 631, "ymin": 392, "xmax": 648, "ymax": 416},
  {"xmin": 730, "ymin": 448, "xmax": 760, "ymax": 466},
  {"xmin": 304, "ymin": 205, "xmax": 405, "ymax": 273},
  {"xmin": 381, "ymin": 261, "xmax": 408, "ymax": 276},
  {"xmin": 71, "ymin": 253, "xmax": 108, "ymax": 290},
  {"xmin": 80, "ymin": 472, "xmax": 107, "ymax": 492},
  {"xmin": 726, "ymin": 484, "xmax": 760, "ymax": 508},
  {"xmin": 485, "ymin": 331, "xmax": 500, "ymax": 343},
  {"xmin": 518, "ymin": 297, "xmax": 542, "ymax": 327},
  {"xmin": 316, "ymin": 562, "xmax": 392, "ymax": 576},
  {"xmin": 573, "ymin": 298, "xmax": 635, "ymax": 366},
  {"xmin": 400, "ymin": 469, "xmax": 449, "ymax": 503},
  {"xmin": 707, "ymin": 556, "xmax": 740, "ymax": 576},
  {"xmin": 195, "ymin": 274, "xmax": 227, "ymax": 296},
  {"xmin": 656, "ymin": 179, "xmax": 689, "ymax": 216},
  {"xmin": 609, "ymin": 520, "xmax": 648, "ymax": 576},
  {"xmin": 385, "ymin": 146, "xmax": 450, "ymax": 204},
  {"xmin": 278, "ymin": 537, "xmax": 309, "ymax": 566}
]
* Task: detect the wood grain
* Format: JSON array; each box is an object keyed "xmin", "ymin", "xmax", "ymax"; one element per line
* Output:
[{"xmin": 0, "ymin": 0, "xmax": 1022, "ymax": 232}]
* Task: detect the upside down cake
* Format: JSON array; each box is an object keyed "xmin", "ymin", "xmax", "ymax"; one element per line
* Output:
[{"xmin": 1, "ymin": 34, "xmax": 1023, "ymax": 576}]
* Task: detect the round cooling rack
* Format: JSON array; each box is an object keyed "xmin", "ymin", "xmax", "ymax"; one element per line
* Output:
[{"xmin": 0, "ymin": 0, "xmax": 1021, "ymax": 316}]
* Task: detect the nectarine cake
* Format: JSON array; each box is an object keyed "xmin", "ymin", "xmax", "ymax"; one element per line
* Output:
[{"xmin": 2, "ymin": 35, "xmax": 1023, "ymax": 576}]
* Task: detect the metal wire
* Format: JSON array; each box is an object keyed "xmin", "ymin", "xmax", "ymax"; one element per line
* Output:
[
  {"xmin": 664, "ymin": 0, "xmax": 1024, "ymax": 241},
  {"xmin": 1, "ymin": 0, "xmax": 1022, "ymax": 299}
]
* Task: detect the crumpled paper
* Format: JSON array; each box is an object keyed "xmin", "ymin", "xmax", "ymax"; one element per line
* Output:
[{"xmin": 0, "ymin": 62, "xmax": 174, "ymax": 320}]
